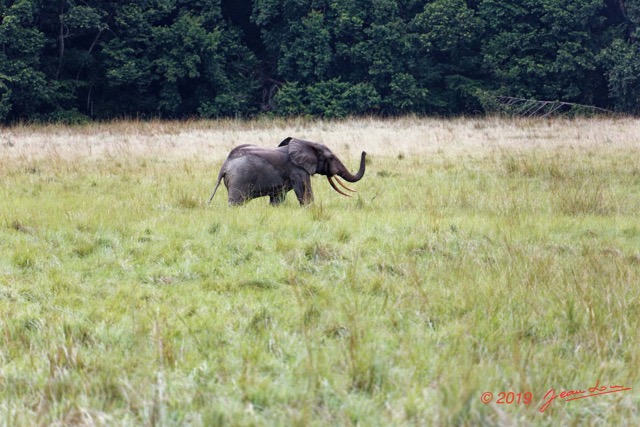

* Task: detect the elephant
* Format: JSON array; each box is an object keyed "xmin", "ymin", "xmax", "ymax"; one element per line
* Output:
[{"xmin": 208, "ymin": 137, "xmax": 366, "ymax": 206}]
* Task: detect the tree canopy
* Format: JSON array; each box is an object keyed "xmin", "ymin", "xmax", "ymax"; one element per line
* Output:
[{"xmin": 0, "ymin": 0, "xmax": 638, "ymax": 122}]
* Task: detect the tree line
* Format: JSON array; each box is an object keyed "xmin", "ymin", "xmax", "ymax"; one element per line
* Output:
[{"xmin": 1, "ymin": 0, "xmax": 639, "ymax": 122}]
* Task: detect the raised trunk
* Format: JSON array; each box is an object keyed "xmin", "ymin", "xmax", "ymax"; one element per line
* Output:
[{"xmin": 337, "ymin": 151, "xmax": 366, "ymax": 182}]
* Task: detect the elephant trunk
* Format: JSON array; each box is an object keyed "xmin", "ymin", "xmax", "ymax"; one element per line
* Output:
[{"xmin": 336, "ymin": 151, "xmax": 367, "ymax": 183}]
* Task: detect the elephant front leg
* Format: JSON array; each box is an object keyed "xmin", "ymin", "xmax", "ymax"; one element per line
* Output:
[{"xmin": 293, "ymin": 176, "xmax": 314, "ymax": 206}]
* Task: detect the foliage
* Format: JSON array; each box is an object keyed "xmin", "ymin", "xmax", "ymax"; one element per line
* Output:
[
  {"xmin": 0, "ymin": 0, "xmax": 639, "ymax": 121},
  {"xmin": 101, "ymin": 2, "xmax": 258, "ymax": 118},
  {"xmin": 478, "ymin": 0, "xmax": 607, "ymax": 103},
  {"xmin": 0, "ymin": 0, "xmax": 52, "ymax": 120},
  {"xmin": 274, "ymin": 79, "xmax": 380, "ymax": 117},
  {"xmin": 602, "ymin": 39, "xmax": 640, "ymax": 113},
  {"xmin": 0, "ymin": 76, "xmax": 11, "ymax": 120},
  {"xmin": 600, "ymin": 0, "xmax": 640, "ymax": 114}
]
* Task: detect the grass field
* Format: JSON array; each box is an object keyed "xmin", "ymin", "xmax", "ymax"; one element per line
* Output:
[{"xmin": 1, "ymin": 117, "xmax": 639, "ymax": 426}]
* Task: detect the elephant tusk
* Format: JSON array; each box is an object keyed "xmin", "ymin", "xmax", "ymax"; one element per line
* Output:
[
  {"xmin": 328, "ymin": 176, "xmax": 351, "ymax": 197},
  {"xmin": 333, "ymin": 176, "xmax": 357, "ymax": 192}
]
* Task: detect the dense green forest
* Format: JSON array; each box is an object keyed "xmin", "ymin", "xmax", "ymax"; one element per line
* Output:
[{"xmin": 1, "ymin": 0, "xmax": 639, "ymax": 122}]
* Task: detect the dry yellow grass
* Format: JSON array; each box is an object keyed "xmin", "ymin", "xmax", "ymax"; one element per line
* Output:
[{"xmin": 2, "ymin": 116, "xmax": 638, "ymax": 163}]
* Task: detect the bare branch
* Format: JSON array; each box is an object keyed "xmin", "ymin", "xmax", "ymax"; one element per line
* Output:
[{"xmin": 493, "ymin": 96, "xmax": 617, "ymax": 118}]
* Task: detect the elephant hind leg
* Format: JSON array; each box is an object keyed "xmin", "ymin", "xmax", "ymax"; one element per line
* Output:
[
  {"xmin": 269, "ymin": 191, "xmax": 287, "ymax": 206},
  {"xmin": 228, "ymin": 188, "xmax": 249, "ymax": 206}
]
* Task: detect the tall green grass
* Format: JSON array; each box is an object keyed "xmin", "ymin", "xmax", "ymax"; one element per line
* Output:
[{"xmin": 1, "ymin": 119, "xmax": 639, "ymax": 426}]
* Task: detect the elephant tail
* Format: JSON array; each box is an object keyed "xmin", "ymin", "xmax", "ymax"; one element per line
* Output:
[{"xmin": 207, "ymin": 165, "xmax": 225, "ymax": 205}]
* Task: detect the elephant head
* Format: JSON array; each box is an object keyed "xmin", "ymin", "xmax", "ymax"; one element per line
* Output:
[{"xmin": 279, "ymin": 137, "xmax": 367, "ymax": 198}]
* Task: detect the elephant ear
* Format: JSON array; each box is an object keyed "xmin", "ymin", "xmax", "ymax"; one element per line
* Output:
[
  {"xmin": 288, "ymin": 138, "xmax": 319, "ymax": 175},
  {"xmin": 278, "ymin": 137, "xmax": 292, "ymax": 147}
]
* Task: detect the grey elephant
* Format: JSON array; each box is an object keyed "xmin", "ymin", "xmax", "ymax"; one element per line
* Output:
[{"xmin": 208, "ymin": 137, "xmax": 366, "ymax": 206}]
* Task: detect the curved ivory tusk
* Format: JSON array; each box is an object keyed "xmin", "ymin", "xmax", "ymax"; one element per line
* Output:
[
  {"xmin": 328, "ymin": 176, "xmax": 351, "ymax": 197},
  {"xmin": 333, "ymin": 176, "xmax": 357, "ymax": 192}
]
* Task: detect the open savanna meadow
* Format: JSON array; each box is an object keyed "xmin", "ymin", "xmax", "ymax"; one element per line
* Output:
[{"xmin": 1, "ymin": 117, "xmax": 639, "ymax": 426}]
